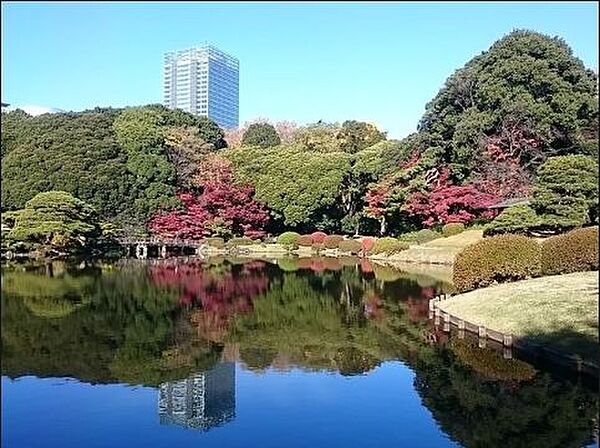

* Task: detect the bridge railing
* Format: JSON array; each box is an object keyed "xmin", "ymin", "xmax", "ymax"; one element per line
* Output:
[{"xmin": 117, "ymin": 238, "xmax": 204, "ymax": 247}]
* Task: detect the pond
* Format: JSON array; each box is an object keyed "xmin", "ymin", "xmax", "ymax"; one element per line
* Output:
[{"xmin": 1, "ymin": 257, "xmax": 598, "ymax": 448}]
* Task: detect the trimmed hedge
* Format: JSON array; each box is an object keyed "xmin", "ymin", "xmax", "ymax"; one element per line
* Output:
[
  {"xmin": 297, "ymin": 235, "xmax": 313, "ymax": 247},
  {"xmin": 484, "ymin": 205, "xmax": 540, "ymax": 237},
  {"xmin": 442, "ymin": 222, "xmax": 465, "ymax": 237},
  {"xmin": 226, "ymin": 237, "xmax": 254, "ymax": 247},
  {"xmin": 277, "ymin": 232, "xmax": 300, "ymax": 245},
  {"xmin": 416, "ymin": 229, "xmax": 441, "ymax": 244},
  {"xmin": 310, "ymin": 231, "xmax": 327, "ymax": 244},
  {"xmin": 371, "ymin": 237, "xmax": 409, "ymax": 255},
  {"xmin": 338, "ymin": 239, "xmax": 362, "ymax": 254},
  {"xmin": 453, "ymin": 234, "xmax": 541, "ymax": 293},
  {"xmin": 361, "ymin": 236, "xmax": 376, "ymax": 253},
  {"xmin": 323, "ymin": 235, "xmax": 344, "ymax": 249},
  {"xmin": 312, "ymin": 242, "xmax": 324, "ymax": 252},
  {"xmin": 541, "ymin": 226, "xmax": 599, "ymax": 275},
  {"xmin": 205, "ymin": 237, "xmax": 225, "ymax": 249}
]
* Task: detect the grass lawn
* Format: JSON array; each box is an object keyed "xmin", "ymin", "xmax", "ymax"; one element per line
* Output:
[
  {"xmin": 383, "ymin": 230, "xmax": 483, "ymax": 265},
  {"xmin": 439, "ymin": 271, "xmax": 599, "ymax": 363}
]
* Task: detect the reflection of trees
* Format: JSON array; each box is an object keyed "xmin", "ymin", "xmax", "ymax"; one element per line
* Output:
[
  {"xmin": 228, "ymin": 269, "xmax": 439, "ymax": 375},
  {"xmin": 411, "ymin": 347, "xmax": 598, "ymax": 448},
  {"xmin": 2, "ymin": 267, "xmax": 95, "ymax": 318},
  {"xmin": 149, "ymin": 261, "xmax": 269, "ymax": 342},
  {"xmin": 1, "ymin": 264, "xmax": 222, "ymax": 386}
]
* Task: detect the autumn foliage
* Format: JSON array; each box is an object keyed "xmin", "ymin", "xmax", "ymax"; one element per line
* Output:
[
  {"xmin": 149, "ymin": 156, "xmax": 270, "ymax": 239},
  {"xmin": 404, "ymin": 170, "xmax": 497, "ymax": 227}
]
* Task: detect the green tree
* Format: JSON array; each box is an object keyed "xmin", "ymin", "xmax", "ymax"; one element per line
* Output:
[
  {"xmin": 292, "ymin": 122, "xmax": 341, "ymax": 152},
  {"xmin": 336, "ymin": 120, "xmax": 386, "ymax": 153},
  {"xmin": 1, "ymin": 109, "xmax": 138, "ymax": 221},
  {"xmin": 532, "ymin": 154, "xmax": 599, "ymax": 228},
  {"xmin": 197, "ymin": 116, "xmax": 227, "ymax": 149},
  {"xmin": 8, "ymin": 191, "xmax": 101, "ymax": 250},
  {"xmin": 226, "ymin": 145, "xmax": 351, "ymax": 230},
  {"xmin": 241, "ymin": 123, "xmax": 281, "ymax": 148},
  {"xmin": 418, "ymin": 30, "xmax": 598, "ymax": 179}
]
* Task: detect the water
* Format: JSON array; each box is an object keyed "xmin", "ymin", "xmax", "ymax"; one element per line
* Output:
[{"xmin": 1, "ymin": 257, "xmax": 597, "ymax": 448}]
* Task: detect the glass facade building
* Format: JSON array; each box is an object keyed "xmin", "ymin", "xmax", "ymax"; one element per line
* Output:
[{"xmin": 163, "ymin": 45, "xmax": 239, "ymax": 129}]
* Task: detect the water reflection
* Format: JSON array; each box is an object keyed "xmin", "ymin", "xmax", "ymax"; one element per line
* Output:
[{"xmin": 1, "ymin": 257, "xmax": 597, "ymax": 448}]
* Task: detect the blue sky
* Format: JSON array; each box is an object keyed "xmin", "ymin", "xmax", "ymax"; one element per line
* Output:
[{"xmin": 2, "ymin": 1, "xmax": 598, "ymax": 138}]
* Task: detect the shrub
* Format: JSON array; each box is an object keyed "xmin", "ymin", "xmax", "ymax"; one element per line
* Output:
[
  {"xmin": 442, "ymin": 222, "xmax": 465, "ymax": 237},
  {"xmin": 205, "ymin": 237, "xmax": 225, "ymax": 249},
  {"xmin": 484, "ymin": 205, "xmax": 540, "ymax": 237},
  {"xmin": 277, "ymin": 231, "xmax": 300, "ymax": 245},
  {"xmin": 310, "ymin": 231, "xmax": 327, "ymax": 244},
  {"xmin": 338, "ymin": 239, "xmax": 362, "ymax": 254},
  {"xmin": 416, "ymin": 229, "xmax": 441, "ymax": 244},
  {"xmin": 398, "ymin": 231, "xmax": 420, "ymax": 243},
  {"xmin": 323, "ymin": 235, "xmax": 344, "ymax": 249},
  {"xmin": 371, "ymin": 237, "xmax": 409, "ymax": 255},
  {"xmin": 453, "ymin": 234, "xmax": 541, "ymax": 293},
  {"xmin": 226, "ymin": 237, "xmax": 254, "ymax": 247},
  {"xmin": 312, "ymin": 242, "xmax": 324, "ymax": 252},
  {"xmin": 361, "ymin": 236, "xmax": 376, "ymax": 253},
  {"xmin": 297, "ymin": 234, "xmax": 313, "ymax": 246},
  {"xmin": 541, "ymin": 226, "xmax": 599, "ymax": 275}
]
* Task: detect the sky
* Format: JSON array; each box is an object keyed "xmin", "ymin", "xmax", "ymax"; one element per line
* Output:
[{"xmin": 1, "ymin": 1, "xmax": 598, "ymax": 138}]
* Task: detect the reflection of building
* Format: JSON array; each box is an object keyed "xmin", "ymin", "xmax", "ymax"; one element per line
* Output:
[{"xmin": 158, "ymin": 362, "xmax": 235, "ymax": 431}]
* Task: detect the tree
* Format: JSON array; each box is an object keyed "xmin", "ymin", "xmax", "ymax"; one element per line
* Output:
[
  {"xmin": 150, "ymin": 156, "xmax": 270, "ymax": 239},
  {"xmin": 418, "ymin": 30, "xmax": 598, "ymax": 177},
  {"xmin": 197, "ymin": 116, "xmax": 227, "ymax": 149},
  {"xmin": 336, "ymin": 120, "xmax": 386, "ymax": 153},
  {"xmin": 163, "ymin": 126, "xmax": 215, "ymax": 189},
  {"xmin": 404, "ymin": 170, "xmax": 496, "ymax": 227},
  {"xmin": 532, "ymin": 155, "xmax": 599, "ymax": 228},
  {"xmin": 8, "ymin": 191, "xmax": 101, "ymax": 250},
  {"xmin": 1, "ymin": 109, "xmax": 141, "ymax": 222},
  {"xmin": 241, "ymin": 123, "xmax": 281, "ymax": 148},
  {"xmin": 226, "ymin": 145, "xmax": 351, "ymax": 230},
  {"xmin": 292, "ymin": 122, "xmax": 341, "ymax": 152}
]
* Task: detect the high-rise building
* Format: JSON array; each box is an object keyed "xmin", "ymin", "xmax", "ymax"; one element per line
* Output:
[
  {"xmin": 163, "ymin": 44, "xmax": 239, "ymax": 129},
  {"xmin": 158, "ymin": 362, "xmax": 236, "ymax": 431}
]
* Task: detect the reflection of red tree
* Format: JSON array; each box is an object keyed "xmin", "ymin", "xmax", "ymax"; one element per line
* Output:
[
  {"xmin": 360, "ymin": 259, "xmax": 373, "ymax": 273},
  {"xmin": 364, "ymin": 293, "xmax": 384, "ymax": 321},
  {"xmin": 149, "ymin": 261, "xmax": 269, "ymax": 341},
  {"xmin": 406, "ymin": 287, "xmax": 436, "ymax": 323}
]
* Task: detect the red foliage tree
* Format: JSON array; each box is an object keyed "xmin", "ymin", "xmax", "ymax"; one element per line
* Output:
[
  {"xmin": 310, "ymin": 231, "xmax": 327, "ymax": 244},
  {"xmin": 149, "ymin": 156, "xmax": 270, "ymax": 239},
  {"xmin": 470, "ymin": 157, "xmax": 533, "ymax": 200},
  {"xmin": 365, "ymin": 184, "xmax": 392, "ymax": 234},
  {"xmin": 404, "ymin": 169, "xmax": 497, "ymax": 227}
]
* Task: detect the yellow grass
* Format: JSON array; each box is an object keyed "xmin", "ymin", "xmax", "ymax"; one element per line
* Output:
[
  {"xmin": 381, "ymin": 230, "xmax": 483, "ymax": 265},
  {"xmin": 439, "ymin": 271, "xmax": 599, "ymax": 362}
]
